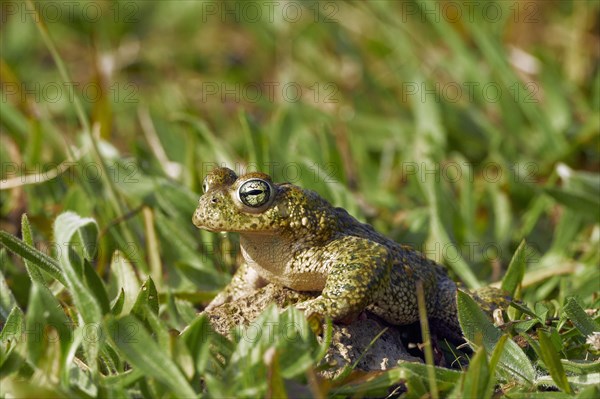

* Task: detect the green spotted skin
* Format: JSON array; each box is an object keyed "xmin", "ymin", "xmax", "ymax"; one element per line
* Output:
[{"xmin": 193, "ymin": 167, "xmax": 461, "ymax": 329}]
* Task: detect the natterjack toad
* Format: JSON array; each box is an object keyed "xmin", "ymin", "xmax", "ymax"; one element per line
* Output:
[{"xmin": 193, "ymin": 167, "xmax": 476, "ymax": 332}]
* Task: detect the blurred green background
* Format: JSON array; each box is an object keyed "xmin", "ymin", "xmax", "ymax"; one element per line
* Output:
[
  {"xmin": 1, "ymin": 1, "xmax": 599, "ymax": 397},
  {"xmin": 1, "ymin": 0, "xmax": 599, "ymax": 315}
]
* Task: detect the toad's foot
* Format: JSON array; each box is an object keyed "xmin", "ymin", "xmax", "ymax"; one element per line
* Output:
[{"xmin": 204, "ymin": 262, "xmax": 267, "ymax": 311}]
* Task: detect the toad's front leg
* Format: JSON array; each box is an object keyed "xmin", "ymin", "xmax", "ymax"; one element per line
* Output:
[
  {"xmin": 205, "ymin": 261, "xmax": 267, "ymax": 310},
  {"xmin": 297, "ymin": 237, "xmax": 392, "ymax": 322}
]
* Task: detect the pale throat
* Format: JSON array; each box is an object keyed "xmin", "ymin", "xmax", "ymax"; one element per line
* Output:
[{"xmin": 239, "ymin": 233, "xmax": 291, "ymax": 274}]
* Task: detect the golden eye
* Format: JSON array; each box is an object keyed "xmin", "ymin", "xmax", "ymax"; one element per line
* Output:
[
  {"xmin": 238, "ymin": 179, "xmax": 271, "ymax": 208},
  {"xmin": 202, "ymin": 179, "xmax": 209, "ymax": 194}
]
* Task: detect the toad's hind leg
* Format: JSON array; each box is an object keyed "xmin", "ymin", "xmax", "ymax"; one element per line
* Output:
[
  {"xmin": 298, "ymin": 237, "xmax": 392, "ymax": 322},
  {"xmin": 368, "ymin": 261, "xmax": 463, "ymax": 342},
  {"xmin": 429, "ymin": 275, "xmax": 460, "ymax": 331}
]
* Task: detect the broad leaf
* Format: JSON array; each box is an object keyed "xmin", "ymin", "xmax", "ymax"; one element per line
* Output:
[
  {"xmin": 563, "ymin": 298, "xmax": 600, "ymax": 336},
  {"xmin": 53, "ymin": 212, "xmax": 103, "ymax": 369},
  {"xmin": 110, "ymin": 250, "xmax": 141, "ymax": 315},
  {"xmin": 457, "ymin": 290, "xmax": 535, "ymax": 384}
]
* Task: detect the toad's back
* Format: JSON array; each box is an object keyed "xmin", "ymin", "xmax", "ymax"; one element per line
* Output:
[{"xmin": 322, "ymin": 205, "xmax": 459, "ymax": 327}]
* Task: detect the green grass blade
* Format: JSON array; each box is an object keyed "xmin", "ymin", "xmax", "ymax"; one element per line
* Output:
[
  {"xmin": 24, "ymin": 0, "xmax": 89, "ymax": 134},
  {"xmin": 105, "ymin": 315, "xmax": 197, "ymax": 398},
  {"xmin": 401, "ymin": 363, "xmax": 462, "ymax": 397},
  {"xmin": 488, "ymin": 183, "xmax": 512, "ymax": 245},
  {"xmin": 536, "ymin": 373, "xmax": 600, "ymax": 390},
  {"xmin": 0, "ymin": 306, "xmax": 24, "ymax": 347},
  {"xmin": 561, "ymin": 360, "xmax": 600, "ymax": 375},
  {"xmin": 504, "ymin": 392, "xmax": 576, "ymax": 399},
  {"xmin": 417, "ymin": 281, "xmax": 438, "ymax": 399},
  {"xmin": 265, "ymin": 350, "xmax": 288, "ymax": 399},
  {"xmin": 83, "ymin": 259, "xmax": 111, "ymax": 315},
  {"xmin": 25, "ymin": 0, "xmax": 140, "ymax": 254},
  {"xmin": 0, "ymin": 99, "xmax": 28, "ymax": 140},
  {"xmin": 180, "ymin": 314, "xmax": 214, "ymax": 374},
  {"xmin": 538, "ymin": 329, "xmax": 573, "ymax": 394},
  {"xmin": 140, "ymin": 304, "xmax": 170, "ymax": 353},
  {"xmin": 460, "ymin": 345, "xmax": 491, "ymax": 399},
  {"xmin": 0, "ymin": 231, "xmax": 67, "ymax": 286},
  {"xmin": 563, "ymin": 298, "xmax": 600, "ymax": 336},
  {"xmin": 131, "ymin": 277, "xmax": 159, "ymax": 320},
  {"xmin": 20, "ymin": 214, "xmax": 46, "ymax": 285},
  {"xmin": 333, "ymin": 368, "xmax": 403, "ymax": 396},
  {"xmin": 485, "ymin": 334, "xmax": 508, "ymax": 397},
  {"xmin": 0, "ymin": 270, "xmax": 17, "ymax": 322},
  {"xmin": 424, "ymin": 178, "xmax": 481, "ymax": 289},
  {"xmin": 466, "ymin": 22, "xmax": 565, "ymax": 157},
  {"xmin": 501, "ymin": 240, "xmax": 527, "ymax": 295},
  {"xmin": 567, "ymin": 373, "xmax": 600, "ymax": 389},
  {"xmin": 26, "ymin": 282, "xmax": 72, "ymax": 365},
  {"xmin": 574, "ymin": 385, "xmax": 599, "ymax": 399},
  {"xmin": 544, "ymin": 187, "xmax": 600, "ymax": 221},
  {"xmin": 111, "ymin": 288, "xmax": 125, "ymax": 316}
]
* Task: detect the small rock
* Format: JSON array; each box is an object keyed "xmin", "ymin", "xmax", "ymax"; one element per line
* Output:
[{"xmin": 201, "ymin": 284, "xmax": 421, "ymax": 377}]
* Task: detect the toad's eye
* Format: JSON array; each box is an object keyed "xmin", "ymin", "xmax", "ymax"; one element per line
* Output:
[
  {"xmin": 238, "ymin": 179, "xmax": 272, "ymax": 208},
  {"xmin": 202, "ymin": 180, "xmax": 209, "ymax": 194}
]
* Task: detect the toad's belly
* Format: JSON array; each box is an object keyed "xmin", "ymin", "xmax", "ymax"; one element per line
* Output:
[{"xmin": 247, "ymin": 260, "xmax": 327, "ymax": 291}]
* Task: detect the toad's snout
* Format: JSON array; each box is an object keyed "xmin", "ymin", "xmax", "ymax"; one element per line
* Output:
[{"xmin": 192, "ymin": 194, "xmax": 225, "ymax": 231}]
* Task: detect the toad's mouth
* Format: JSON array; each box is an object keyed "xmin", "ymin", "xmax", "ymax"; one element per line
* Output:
[
  {"xmin": 192, "ymin": 207, "xmax": 215, "ymax": 231},
  {"xmin": 192, "ymin": 207, "xmax": 279, "ymax": 235},
  {"xmin": 192, "ymin": 207, "xmax": 223, "ymax": 232}
]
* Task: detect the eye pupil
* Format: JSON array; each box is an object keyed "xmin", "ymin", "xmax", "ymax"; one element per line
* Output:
[{"xmin": 239, "ymin": 179, "xmax": 271, "ymax": 208}]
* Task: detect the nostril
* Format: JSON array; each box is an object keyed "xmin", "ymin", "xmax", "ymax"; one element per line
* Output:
[{"xmin": 211, "ymin": 197, "xmax": 219, "ymax": 204}]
